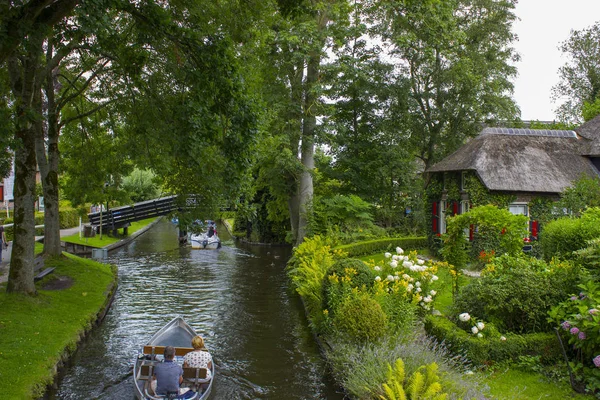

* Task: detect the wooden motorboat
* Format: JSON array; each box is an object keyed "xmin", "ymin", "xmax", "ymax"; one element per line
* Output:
[{"xmin": 133, "ymin": 317, "xmax": 215, "ymax": 399}]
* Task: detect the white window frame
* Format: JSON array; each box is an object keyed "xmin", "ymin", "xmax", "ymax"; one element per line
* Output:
[
  {"xmin": 509, "ymin": 202, "xmax": 529, "ymax": 233},
  {"xmin": 439, "ymin": 200, "xmax": 446, "ymax": 234}
]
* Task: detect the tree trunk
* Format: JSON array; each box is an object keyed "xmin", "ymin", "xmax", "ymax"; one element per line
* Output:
[
  {"xmin": 287, "ymin": 60, "xmax": 304, "ymax": 243},
  {"xmin": 6, "ymin": 43, "xmax": 43, "ymax": 294},
  {"xmin": 36, "ymin": 39, "xmax": 62, "ymax": 256},
  {"xmin": 296, "ymin": 52, "xmax": 320, "ymax": 245}
]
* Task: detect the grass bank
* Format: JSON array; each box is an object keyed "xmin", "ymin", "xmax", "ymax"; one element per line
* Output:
[
  {"xmin": 0, "ymin": 253, "xmax": 116, "ymax": 399},
  {"xmin": 61, "ymin": 217, "xmax": 158, "ymax": 248}
]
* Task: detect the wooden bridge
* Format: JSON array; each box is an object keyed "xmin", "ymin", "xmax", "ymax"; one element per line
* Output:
[{"xmin": 88, "ymin": 196, "xmax": 177, "ymax": 235}]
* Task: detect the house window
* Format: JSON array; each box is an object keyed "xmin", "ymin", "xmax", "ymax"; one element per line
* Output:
[
  {"xmin": 509, "ymin": 203, "xmax": 528, "ymax": 216},
  {"xmin": 460, "ymin": 200, "xmax": 470, "ymax": 214},
  {"xmin": 509, "ymin": 203, "xmax": 529, "ymax": 233}
]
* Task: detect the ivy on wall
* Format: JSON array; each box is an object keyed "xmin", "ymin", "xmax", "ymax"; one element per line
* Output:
[{"xmin": 463, "ymin": 173, "xmax": 514, "ymax": 208}]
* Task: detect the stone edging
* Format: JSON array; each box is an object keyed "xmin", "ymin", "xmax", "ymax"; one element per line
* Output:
[{"xmin": 41, "ymin": 265, "xmax": 118, "ymax": 399}]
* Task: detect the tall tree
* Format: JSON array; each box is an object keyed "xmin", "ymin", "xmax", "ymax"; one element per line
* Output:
[
  {"xmin": 376, "ymin": 0, "xmax": 519, "ymax": 169},
  {"xmin": 552, "ymin": 22, "xmax": 600, "ymax": 124},
  {"xmin": 321, "ymin": 0, "xmax": 415, "ymax": 222}
]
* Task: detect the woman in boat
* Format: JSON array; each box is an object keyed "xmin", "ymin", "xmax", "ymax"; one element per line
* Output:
[{"xmin": 183, "ymin": 335, "xmax": 213, "ymax": 386}]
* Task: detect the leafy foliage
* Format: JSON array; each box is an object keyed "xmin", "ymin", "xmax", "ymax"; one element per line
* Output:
[
  {"xmin": 558, "ymin": 176, "xmax": 600, "ymax": 217},
  {"xmin": 440, "ymin": 205, "xmax": 528, "ymax": 269},
  {"xmin": 541, "ymin": 207, "xmax": 600, "ymax": 261},
  {"xmin": 548, "ymin": 280, "xmax": 600, "ymax": 393},
  {"xmin": 453, "ymin": 255, "xmax": 584, "ymax": 333},
  {"xmin": 552, "ymin": 22, "xmax": 600, "ymax": 123},
  {"xmin": 379, "ymin": 359, "xmax": 448, "ymax": 400},
  {"xmin": 286, "ymin": 235, "xmax": 346, "ymax": 325},
  {"xmin": 332, "ymin": 290, "xmax": 387, "ymax": 342}
]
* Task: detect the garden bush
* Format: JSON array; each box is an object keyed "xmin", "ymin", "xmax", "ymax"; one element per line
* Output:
[
  {"xmin": 441, "ymin": 205, "xmax": 528, "ymax": 269},
  {"xmin": 287, "ymin": 236, "xmax": 346, "ymax": 325},
  {"xmin": 452, "ymin": 255, "xmax": 583, "ymax": 333},
  {"xmin": 549, "ymin": 279, "xmax": 600, "ymax": 393},
  {"xmin": 424, "ymin": 315, "xmax": 562, "ymax": 367},
  {"xmin": 322, "ymin": 258, "xmax": 373, "ymax": 315},
  {"xmin": 541, "ymin": 207, "xmax": 600, "ymax": 261},
  {"xmin": 332, "ymin": 291, "xmax": 387, "ymax": 342},
  {"xmin": 334, "ymin": 236, "xmax": 427, "ymax": 258}
]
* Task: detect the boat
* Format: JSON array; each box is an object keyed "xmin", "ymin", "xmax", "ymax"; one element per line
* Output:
[
  {"xmin": 133, "ymin": 317, "xmax": 215, "ymax": 399},
  {"xmin": 190, "ymin": 232, "xmax": 221, "ymax": 250},
  {"xmin": 189, "ymin": 221, "xmax": 221, "ymax": 249}
]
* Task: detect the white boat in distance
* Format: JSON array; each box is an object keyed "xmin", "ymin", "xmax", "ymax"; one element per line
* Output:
[
  {"xmin": 190, "ymin": 221, "xmax": 221, "ymax": 249},
  {"xmin": 190, "ymin": 232, "xmax": 221, "ymax": 249},
  {"xmin": 133, "ymin": 317, "xmax": 215, "ymax": 400}
]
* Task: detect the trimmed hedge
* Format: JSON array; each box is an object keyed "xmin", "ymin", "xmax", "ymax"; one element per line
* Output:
[
  {"xmin": 334, "ymin": 236, "xmax": 427, "ymax": 258},
  {"xmin": 424, "ymin": 315, "xmax": 561, "ymax": 367}
]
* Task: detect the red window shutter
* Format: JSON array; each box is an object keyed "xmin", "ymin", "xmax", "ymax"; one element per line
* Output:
[
  {"xmin": 432, "ymin": 201, "xmax": 437, "ymax": 215},
  {"xmin": 453, "ymin": 201, "xmax": 458, "ymax": 215},
  {"xmin": 469, "ymin": 224, "xmax": 474, "ymax": 241},
  {"xmin": 532, "ymin": 220, "xmax": 538, "ymax": 238},
  {"xmin": 0, "ymin": 186, "xmax": 3, "ymax": 202}
]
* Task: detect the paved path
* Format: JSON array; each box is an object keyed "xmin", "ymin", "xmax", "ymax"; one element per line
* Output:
[{"xmin": 0, "ymin": 226, "xmax": 82, "ymax": 284}]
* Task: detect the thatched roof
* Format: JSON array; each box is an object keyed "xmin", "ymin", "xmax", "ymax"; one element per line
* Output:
[
  {"xmin": 576, "ymin": 114, "xmax": 600, "ymax": 156},
  {"xmin": 427, "ymin": 127, "xmax": 599, "ymax": 193}
]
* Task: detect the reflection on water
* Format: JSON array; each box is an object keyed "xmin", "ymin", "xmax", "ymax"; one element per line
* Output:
[{"xmin": 51, "ymin": 219, "xmax": 343, "ymax": 399}]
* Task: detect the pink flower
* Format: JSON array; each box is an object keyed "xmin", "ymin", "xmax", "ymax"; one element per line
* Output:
[
  {"xmin": 594, "ymin": 355, "xmax": 600, "ymax": 368},
  {"xmin": 570, "ymin": 327, "xmax": 580, "ymax": 335},
  {"xmin": 561, "ymin": 321, "xmax": 571, "ymax": 331},
  {"xmin": 579, "ymin": 331, "xmax": 587, "ymax": 340},
  {"xmin": 590, "ymin": 309, "xmax": 599, "ymax": 315}
]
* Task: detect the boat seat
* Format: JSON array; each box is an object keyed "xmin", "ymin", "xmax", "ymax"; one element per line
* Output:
[
  {"xmin": 183, "ymin": 367, "xmax": 208, "ymax": 382},
  {"xmin": 143, "ymin": 346, "xmax": 194, "ymax": 357},
  {"xmin": 137, "ymin": 361, "xmax": 157, "ymax": 380}
]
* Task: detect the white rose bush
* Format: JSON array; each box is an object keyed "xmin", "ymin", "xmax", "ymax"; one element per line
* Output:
[{"xmin": 371, "ymin": 248, "xmax": 441, "ymax": 313}]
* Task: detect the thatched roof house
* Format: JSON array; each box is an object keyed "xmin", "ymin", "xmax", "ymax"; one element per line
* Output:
[
  {"xmin": 425, "ymin": 118, "xmax": 600, "ymax": 236},
  {"xmin": 427, "ymin": 127, "xmax": 599, "ymax": 194}
]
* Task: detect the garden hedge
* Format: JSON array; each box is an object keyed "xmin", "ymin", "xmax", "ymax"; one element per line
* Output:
[
  {"xmin": 334, "ymin": 236, "xmax": 427, "ymax": 258},
  {"xmin": 424, "ymin": 315, "xmax": 562, "ymax": 367}
]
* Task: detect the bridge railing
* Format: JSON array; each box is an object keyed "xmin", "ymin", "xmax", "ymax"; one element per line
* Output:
[{"xmin": 88, "ymin": 196, "xmax": 177, "ymax": 232}]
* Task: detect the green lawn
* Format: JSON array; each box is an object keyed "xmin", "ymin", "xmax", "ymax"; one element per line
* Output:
[
  {"xmin": 61, "ymin": 217, "xmax": 158, "ymax": 248},
  {"xmin": 484, "ymin": 367, "xmax": 594, "ymax": 400},
  {"xmin": 0, "ymin": 253, "xmax": 116, "ymax": 399}
]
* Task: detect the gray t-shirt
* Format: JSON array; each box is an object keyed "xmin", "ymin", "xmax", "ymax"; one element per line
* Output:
[{"xmin": 154, "ymin": 360, "xmax": 183, "ymax": 395}]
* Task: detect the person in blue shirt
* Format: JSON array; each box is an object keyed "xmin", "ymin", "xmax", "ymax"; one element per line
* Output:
[{"xmin": 151, "ymin": 346, "xmax": 185, "ymax": 397}]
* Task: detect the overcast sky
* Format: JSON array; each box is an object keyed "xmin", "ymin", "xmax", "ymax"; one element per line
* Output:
[{"xmin": 512, "ymin": 0, "xmax": 600, "ymax": 121}]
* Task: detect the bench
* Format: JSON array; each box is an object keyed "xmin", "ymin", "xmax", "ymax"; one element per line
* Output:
[
  {"xmin": 142, "ymin": 346, "xmax": 194, "ymax": 357},
  {"xmin": 34, "ymin": 267, "xmax": 56, "ymax": 281}
]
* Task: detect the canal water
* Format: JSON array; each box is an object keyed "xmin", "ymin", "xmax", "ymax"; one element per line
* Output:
[{"xmin": 51, "ymin": 218, "xmax": 343, "ymax": 399}]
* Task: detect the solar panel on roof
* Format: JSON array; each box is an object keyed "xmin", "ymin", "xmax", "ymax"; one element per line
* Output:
[{"xmin": 481, "ymin": 127, "xmax": 577, "ymax": 138}]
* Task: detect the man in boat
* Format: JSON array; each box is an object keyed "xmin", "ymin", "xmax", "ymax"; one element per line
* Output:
[{"xmin": 151, "ymin": 346, "xmax": 191, "ymax": 398}]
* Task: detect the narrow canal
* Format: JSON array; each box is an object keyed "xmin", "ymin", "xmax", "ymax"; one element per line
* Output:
[{"xmin": 51, "ymin": 218, "xmax": 343, "ymax": 399}]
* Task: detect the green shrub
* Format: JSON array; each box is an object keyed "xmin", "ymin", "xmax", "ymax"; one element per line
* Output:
[
  {"xmin": 287, "ymin": 236, "xmax": 346, "ymax": 325},
  {"xmin": 322, "ymin": 258, "xmax": 373, "ymax": 314},
  {"xmin": 541, "ymin": 207, "xmax": 600, "ymax": 261},
  {"xmin": 377, "ymin": 294, "xmax": 417, "ymax": 333},
  {"xmin": 452, "ymin": 255, "xmax": 583, "ymax": 333},
  {"xmin": 441, "ymin": 205, "xmax": 528, "ymax": 269},
  {"xmin": 334, "ymin": 237, "xmax": 428, "ymax": 258},
  {"xmin": 378, "ymin": 359, "xmax": 448, "ymax": 400},
  {"xmin": 333, "ymin": 291, "xmax": 387, "ymax": 342},
  {"xmin": 548, "ymin": 280, "xmax": 600, "ymax": 393},
  {"xmin": 424, "ymin": 315, "xmax": 561, "ymax": 367}
]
